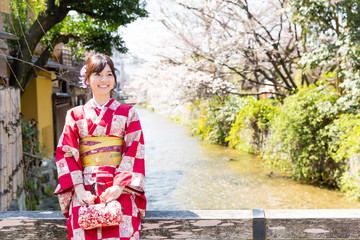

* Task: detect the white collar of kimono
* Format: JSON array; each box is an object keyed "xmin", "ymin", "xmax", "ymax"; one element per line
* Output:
[{"xmin": 90, "ymin": 98, "xmax": 111, "ymax": 110}]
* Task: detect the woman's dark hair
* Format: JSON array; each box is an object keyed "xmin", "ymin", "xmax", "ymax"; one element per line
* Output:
[{"xmin": 85, "ymin": 53, "xmax": 117, "ymax": 88}]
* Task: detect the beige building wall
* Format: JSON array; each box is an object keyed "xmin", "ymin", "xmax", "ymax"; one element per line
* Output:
[{"xmin": 0, "ymin": 0, "xmax": 10, "ymax": 14}]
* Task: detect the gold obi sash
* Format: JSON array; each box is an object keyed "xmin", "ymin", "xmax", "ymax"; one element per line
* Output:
[{"xmin": 79, "ymin": 137, "xmax": 124, "ymax": 167}]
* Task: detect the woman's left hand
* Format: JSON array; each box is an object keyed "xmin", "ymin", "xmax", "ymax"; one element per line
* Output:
[{"xmin": 100, "ymin": 185, "xmax": 125, "ymax": 202}]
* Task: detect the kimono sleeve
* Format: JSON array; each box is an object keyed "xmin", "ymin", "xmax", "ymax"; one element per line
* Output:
[
  {"xmin": 114, "ymin": 107, "xmax": 145, "ymax": 194},
  {"xmin": 54, "ymin": 109, "xmax": 83, "ymax": 195}
]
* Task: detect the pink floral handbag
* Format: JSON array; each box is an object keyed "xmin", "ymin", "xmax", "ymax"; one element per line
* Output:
[{"xmin": 78, "ymin": 180, "xmax": 124, "ymax": 230}]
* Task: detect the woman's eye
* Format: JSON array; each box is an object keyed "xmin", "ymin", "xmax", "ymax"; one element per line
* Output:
[{"xmin": 108, "ymin": 74, "xmax": 113, "ymax": 76}]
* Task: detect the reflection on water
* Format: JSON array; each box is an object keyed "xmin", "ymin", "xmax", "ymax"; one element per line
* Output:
[{"xmin": 137, "ymin": 107, "xmax": 360, "ymax": 210}]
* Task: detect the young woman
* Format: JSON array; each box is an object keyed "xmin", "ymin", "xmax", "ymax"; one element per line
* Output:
[{"xmin": 54, "ymin": 54, "xmax": 146, "ymax": 240}]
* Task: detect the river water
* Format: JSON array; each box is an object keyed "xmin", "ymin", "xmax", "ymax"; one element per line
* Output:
[{"xmin": 137, "ymin": 107, "xmax": 360, "ymax": 210}]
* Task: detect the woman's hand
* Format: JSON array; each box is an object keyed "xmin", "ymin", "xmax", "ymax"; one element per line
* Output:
[
  {"xmin": 74, "ymin": 184, "xmax": 96, "ymax": 205},
  {"xmin": 100, "ymin": 185, "xmax": 125, "ymax": 203}
]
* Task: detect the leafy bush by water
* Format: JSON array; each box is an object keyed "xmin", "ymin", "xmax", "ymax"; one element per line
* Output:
[
  {"xmin": 188, "ymin": 95, "xmax": 249, "ymax": 145},
  {"xmin": 337, "ymin": 78, "xmax": 360, "ymax": 114},
  {"xmin": 262, "ymin": 83, "xmax": 342, "ymax": 187},
  {"xmin": 226, "ymin": 98, "xmax": 278, "ymax": 154},
  {"xmin": 171, "ymin": 81, "xmax": 360, "ymax": 199},
  {"xmin": 328, "ymin": 114, "xmax": 360, "ymax": 199}
]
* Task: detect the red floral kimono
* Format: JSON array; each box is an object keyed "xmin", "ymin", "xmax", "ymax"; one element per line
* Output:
[{"xmin": 54, "ymin": 98, "xmax": 146, "ymax": 240}]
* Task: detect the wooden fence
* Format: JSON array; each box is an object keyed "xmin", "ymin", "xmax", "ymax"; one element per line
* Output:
[
  {"xmin": 52, "ymin": 93, "xmax": 71, "ymax": 151},
  {"xmin": 0, "ymin": 86, "xmax": 22, "ymax": 211}
]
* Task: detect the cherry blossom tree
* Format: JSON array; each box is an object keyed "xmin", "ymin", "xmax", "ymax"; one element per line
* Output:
[
  {"xmin": 130, "ymin": 0, "xmax": 306, "ymax": 114},
  {"xmin": 157, "ymin": 0, "xmax": 303, "ymax": 96}
]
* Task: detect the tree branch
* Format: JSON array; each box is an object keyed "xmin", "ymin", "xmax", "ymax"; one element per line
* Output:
[
  {"xmin": 230, "ymin": 91, "xmax": 286, "ymax": 97},
  {"xmin": 25, "ymin": 34, "xmax": 72, "ymax": 87}
]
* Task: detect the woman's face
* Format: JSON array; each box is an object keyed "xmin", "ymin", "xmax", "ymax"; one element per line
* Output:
[{"xmin": 86, "ymin": 64, "xmax": 115, "ymax": 97}]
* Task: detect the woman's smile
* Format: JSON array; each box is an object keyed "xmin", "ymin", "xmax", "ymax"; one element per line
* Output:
[{"xmin": 98, "ymin": 84, "xmax": 110, "ymax": 88}]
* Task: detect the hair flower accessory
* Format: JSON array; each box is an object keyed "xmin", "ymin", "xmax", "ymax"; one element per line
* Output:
[{"xmin": 79, "ymin": 65, "xmax": 88, "ymax": 88}]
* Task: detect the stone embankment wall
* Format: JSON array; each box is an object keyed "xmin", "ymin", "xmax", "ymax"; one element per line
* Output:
[
  {"xmin": 0, "ymin": 87, "xmax": 23, "ymax": 211},
  {"xmin": 0, "ymin": 209, "xmax": 359, "ymax": 239}
]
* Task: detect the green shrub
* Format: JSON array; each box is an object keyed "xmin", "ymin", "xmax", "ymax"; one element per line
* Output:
[
  {"xmin": 189, "ymin": 95, "xmax": 248, "ymax": 145},
  {"xmin": 183, "ymin": 82, "xmax": 360, "ymax": 198},
  {"xmin": 226, "ymin": 98, "xmax": 278, "ymax": 154},
  {"xmin": 262, "ymin": 83, "xmax": 342, "ymax": 186},
  {"xmin": 337, "ymin": 78, "xmax": 360, "ymax": 114},
  {"xmin": 21, "ymin": 118, "xmax": 58, "ymax": 210},
  {"xmin": 328, "ymin": 114, "xmax": 360, "ymax": 199}
]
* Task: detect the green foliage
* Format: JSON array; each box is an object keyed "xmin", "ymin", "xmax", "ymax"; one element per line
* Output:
[
  {"xmin": 329, "ymin": 114, "xmax": 360, "ymax": 162},
  {"xmin": 189, "ymin": 95, "xmax": 248, "ymax": 145},
  {"xmin": 68, "ymin": 0, "xmax": 148, "ymax": 26},
  {"xmin": 21, "ymin": 118, "xmax": 40, "ymax": 156},
  {"xmin": 226, "ymin": 98, "xmax": 278, "ymax": 154},
  {"xmin": 25, "ymin": 176, "xmax": 40, "ymax": 210},
  {"xmin": 263, "ymin": 83, "xmax": 342, "ymax": 186},
  {"xmin": 21, "ymin": 118, "xmax": 41, "ymax": 210},
  {"xmin": 22, "ymin": 118, "xmax": 57, "ymax": 210},
  {"xmin": 288, "ymin": 0, "xmax": 360, "ymax": 88},
  {"xmin": 53, "ymin": 0, "xmax": 147, "ymax": 56},
  {"xmin": 340, "ymin": 170, "xmax": 360, "ymax": 200},
  {"xmin": 5, "ymin": 0, "xmax": 41, "ymax": 52},
  {"xmin": 6, "ymin": 0, "xmax": 148, "ymax": 89},
  {"xmin": 326, "ymin": 114, "xmax": 360, "ymax": 199},
  {"xmin": 49, "ymin": 13, "xmax": 130, "ymax": 57},
  {"xmin": 289, "ymin": 0, "xmax": 360, "ymax": 36},
  {"xmin": 337, "ymin": 78, "xmax": 360, "ymax": 114},
  {"xmin": 181, "ymin": 82, "xmax": 360, "ymax": 198}
]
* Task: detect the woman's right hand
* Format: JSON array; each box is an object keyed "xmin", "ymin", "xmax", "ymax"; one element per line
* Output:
[{"xmin": 74, "ymin": 184, "xmax": 96, "ymax": 205}]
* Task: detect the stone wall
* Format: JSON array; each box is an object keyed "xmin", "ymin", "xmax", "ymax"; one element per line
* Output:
[
  {"xmin": 1, "ymin": 209, "xmax": 360, "ymax": 239},
  {"xmin": 0, "ymin": 87, "xmax": 22, "ymax": 211}
]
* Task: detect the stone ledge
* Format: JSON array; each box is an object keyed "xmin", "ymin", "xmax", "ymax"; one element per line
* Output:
[{"xmin": 0, "ymin": 210, "xmax": 360, "ymax": 239}]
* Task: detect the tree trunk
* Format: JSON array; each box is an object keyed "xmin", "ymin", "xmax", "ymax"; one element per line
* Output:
[
  {"xmin": 9, "ymin": 4, "xmax": 69, "ymax": 92},
  {"xmin": 24, "ymin": 34, "xmax": 72, "ymax": 90}
]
